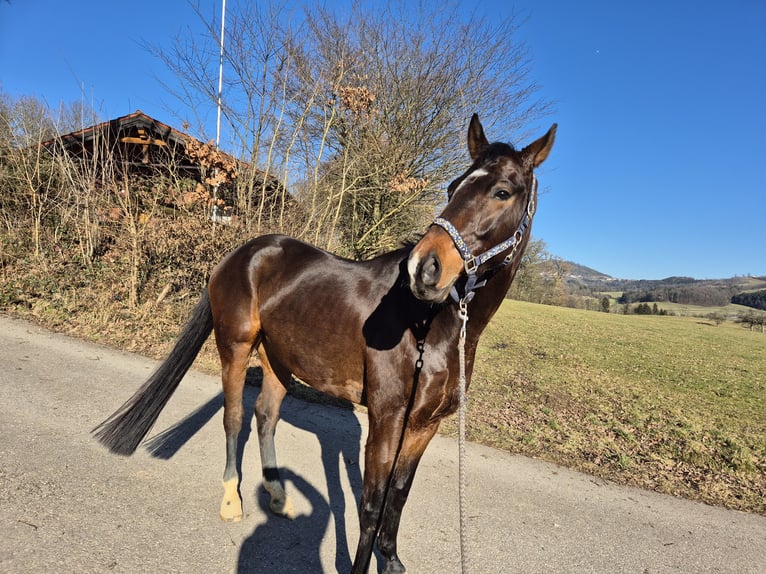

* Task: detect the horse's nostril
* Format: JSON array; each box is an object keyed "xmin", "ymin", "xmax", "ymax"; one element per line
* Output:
[{"xmin": 420, "ymin": 253, "xmax": 441, "ymax": 286}]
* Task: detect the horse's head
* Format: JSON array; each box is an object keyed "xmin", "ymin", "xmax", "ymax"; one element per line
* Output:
[{"xmin": 408, "ymin": 114, "xmax": 557, "ymax": 303}]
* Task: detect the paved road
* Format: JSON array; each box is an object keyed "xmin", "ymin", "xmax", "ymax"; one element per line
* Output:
[{"xmin": 1, "ymin": 315, "xmax": 764, "ymax": 573}]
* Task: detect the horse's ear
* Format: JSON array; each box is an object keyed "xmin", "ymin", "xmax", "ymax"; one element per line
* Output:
[
  {"xmin": 522, "ymin": 124, "xmax": 557, "ymax": 168},
  {"xmin": 467, "ymin": 113, "xmax": 489, "ymax": 161}
]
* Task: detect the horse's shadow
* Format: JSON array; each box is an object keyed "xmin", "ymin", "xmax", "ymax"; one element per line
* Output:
[
  {"xmin": 143, "ymin": 366, "xmax": 365, "ymax": 573},
  {"xmin": 238, "ymin": 469, "xmax": 331, "ymax": 573}
]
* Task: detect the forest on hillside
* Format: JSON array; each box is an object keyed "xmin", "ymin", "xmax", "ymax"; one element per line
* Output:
[
  {"xmin": 554, "ymin": 267, "xmax": 766, "ymax": 311},
  {"xmin": 616, "ymin": 283, "xmax": 736, "ymax": 307},
  {"xmin": 732, "ymin": 289, "xmax": 766, "ymax": 311}
]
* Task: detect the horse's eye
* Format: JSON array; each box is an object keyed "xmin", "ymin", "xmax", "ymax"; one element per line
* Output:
[{"xmin": 492, "ymin": 188, "xmax": 512, "ymax": 201}]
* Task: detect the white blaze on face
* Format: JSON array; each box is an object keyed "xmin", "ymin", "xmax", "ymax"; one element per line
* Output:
[{"xmin": 454, "ymin": 167, "xmax": 489, "ymax": 194}]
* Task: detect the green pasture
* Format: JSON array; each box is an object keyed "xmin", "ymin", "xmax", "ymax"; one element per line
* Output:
[
  {"xmin": 441, "ymin": 300, "xmax": 766, "ymax": 514},
  {"xmin": 647, "ymin": 301, "xmax": 755, "ymax": 317},
  {"xmin": 596, "ymin": 292, "xmax": 752, "ymax": 316}
]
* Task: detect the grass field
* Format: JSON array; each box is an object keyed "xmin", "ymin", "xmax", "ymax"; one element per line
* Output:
[
  {"xmin": 600, "ymin": 294, "xmax": 757, "ymax": 318},
  {"xmin": 440, "ymin": 300, "xmax": 765, "ymax": 514},
  {"xmin": 649, "ymin": 300, "xmax": 755, "ymax": 317}
]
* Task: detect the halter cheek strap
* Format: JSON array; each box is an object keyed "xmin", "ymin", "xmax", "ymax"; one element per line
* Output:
[{"xmin": 431, "ymin": 175, "xmax": 537, "ymax": 303}]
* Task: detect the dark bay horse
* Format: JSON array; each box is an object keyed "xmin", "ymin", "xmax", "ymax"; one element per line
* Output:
[{"xmin": 94, "ymin": 114, "xmax": 556, "ymax": 573}]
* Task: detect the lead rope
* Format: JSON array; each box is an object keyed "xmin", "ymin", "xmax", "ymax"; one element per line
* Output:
[{"xmin": 457, "ymin": 297, "xmax": 471, "ymax": 574}]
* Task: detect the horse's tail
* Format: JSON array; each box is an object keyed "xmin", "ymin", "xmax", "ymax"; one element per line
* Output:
[{"xmin": 93, "ymin": 288, "xmax": 215, "ymax": 455}]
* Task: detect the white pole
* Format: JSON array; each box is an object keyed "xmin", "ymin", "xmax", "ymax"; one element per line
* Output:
[
  {"xmin": 216, "ymin": 0, "xmax": 226, "ymax": 151},
  {"xmin": 212, "ymin": 0, "xmax": 226, "ymax": 222}
]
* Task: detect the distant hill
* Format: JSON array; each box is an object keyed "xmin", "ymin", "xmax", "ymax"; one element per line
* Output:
[
  {"xmin": 562, "ymin": 262, "xmax": 766, "ymax": 308},
  {"xmin": 566, "ymin": 262, "xmax": 612, "ymax": 282}
]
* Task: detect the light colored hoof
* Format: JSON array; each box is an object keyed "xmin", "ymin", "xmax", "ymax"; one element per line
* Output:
[
  {"xmin": 220, "ymin": 500, "xmax": 244, "ymax": 522},
  {"xmin": 220, "ymin": 478, "xmax": 243, "ymax": 522}
]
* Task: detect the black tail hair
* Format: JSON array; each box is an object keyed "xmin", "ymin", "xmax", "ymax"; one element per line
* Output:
[{"xmin": 93, "ymin": 289, "xmax": 214, "ymax": 455}]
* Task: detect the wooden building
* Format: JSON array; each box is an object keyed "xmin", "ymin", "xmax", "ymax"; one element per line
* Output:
[{"xmin": 45, "ymin": 110, "xmax": 284, "ymax": 219}]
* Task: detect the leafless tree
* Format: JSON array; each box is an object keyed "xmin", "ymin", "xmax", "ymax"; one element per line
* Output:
[
  {"xmin": 151, "ymin": 0, "xmax": 551, "ymax": 257},
  {"xmin": 0, "ymin": 95, "xmax": 62, "ymax": 257},
  {"xmin": 507, "ymin": 237, "xmax": 571, "ymax": 306}
]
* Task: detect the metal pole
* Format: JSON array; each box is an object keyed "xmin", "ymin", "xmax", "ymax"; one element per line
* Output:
[
  {"xmin": 212, "ymin": 0, "xmax": 226, "ymax": 222},
  {"xmin": 216, "ymin": 0, "xmax": 226, "ymax": 151}
]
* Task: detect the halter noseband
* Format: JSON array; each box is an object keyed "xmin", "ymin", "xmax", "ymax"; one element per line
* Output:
[{"xmin": 431, "ymin": 175, "xmax": 537, "ymax": 303}]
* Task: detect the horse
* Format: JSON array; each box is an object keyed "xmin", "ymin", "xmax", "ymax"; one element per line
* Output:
[{"xmin": 93, "ymin": 114, "xmax": 556, "ymax": 573}]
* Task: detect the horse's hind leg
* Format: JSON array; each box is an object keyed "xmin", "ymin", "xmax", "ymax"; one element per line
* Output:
[
  {"xmin": 218, "ymin": 340, "xmax": 252, "ymax": 522},
  {"xmin": 254, "ymin": 345, "xmax": 294, "ymax": 518}
]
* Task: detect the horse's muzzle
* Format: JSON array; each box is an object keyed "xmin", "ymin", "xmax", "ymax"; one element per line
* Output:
[
  {"xmin": 407, "ymin": 249, "xmax": 454, "ymax": 303},
  {"xmin": 408, "ymin": 225, "xmax": 467, "ymax": 303}
]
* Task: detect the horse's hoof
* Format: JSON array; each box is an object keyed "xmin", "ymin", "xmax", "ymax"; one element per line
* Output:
[
  {"xmin": 383, "ymin": 557, "xmax": 406, "ymax": 574},
  {"xmin": 220, "ymin": 478, "xmax": 244, "ymax": 522},
  {"xmin": 264, "ymin": 478, "xmax": 296, "ymax": 519},
  {"xmin": 269, "ymin": 495, "xmax": 296, "ymax": 519},
  {"xmin": 220, "ymin": 507, "xmax": 244, "ymax": 522}
]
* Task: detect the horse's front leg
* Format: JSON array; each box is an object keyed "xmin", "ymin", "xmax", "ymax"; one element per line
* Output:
[
  {"xmin": 351, "ymin": 409, "xmax": 406, "ymax": 574},
  {"xmin": 376, "ymin": 420, "xmax": 441, "ymax": 574}
]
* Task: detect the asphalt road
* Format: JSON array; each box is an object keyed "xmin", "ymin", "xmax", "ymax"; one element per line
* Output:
[{"xmin": 1, "ymin": 315, "xmax": 764, "ymax": 573}]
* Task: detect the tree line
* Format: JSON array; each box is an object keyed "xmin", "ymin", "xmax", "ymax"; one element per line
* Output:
[
  {"xmin": 737, "ymin": 311, "xmax": 766, "ymax": 332},
  {"xmin": 617, "ymin": 284, "xmax": 736, "ymax": 307},
  {"xmin": 731, "ymin": 289, "xmax": 766, "ymax": 311}
]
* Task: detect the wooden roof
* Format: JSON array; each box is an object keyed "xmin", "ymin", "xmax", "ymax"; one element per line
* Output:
[
  {"xmin": 44, "ymin": 111, "xmax": 287, "ymax": 216},
  {"xmin": 44, "ymin": 110, "xmax": 241, "ymax": 169}
]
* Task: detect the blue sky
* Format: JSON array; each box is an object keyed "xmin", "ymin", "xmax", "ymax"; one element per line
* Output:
[{"xmin": 1, "ymin": 0, "xmax": 764, "ymax": 279}]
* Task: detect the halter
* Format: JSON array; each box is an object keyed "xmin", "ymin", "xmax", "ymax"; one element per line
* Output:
[{"xmin": 432, "ymin": 175, "xmax": 537, "ymax": 303}]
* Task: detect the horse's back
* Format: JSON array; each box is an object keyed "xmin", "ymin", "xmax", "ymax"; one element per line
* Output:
[{"xmin": 208, "ymin": 234, "xmax": 407, "ymax": 403}]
